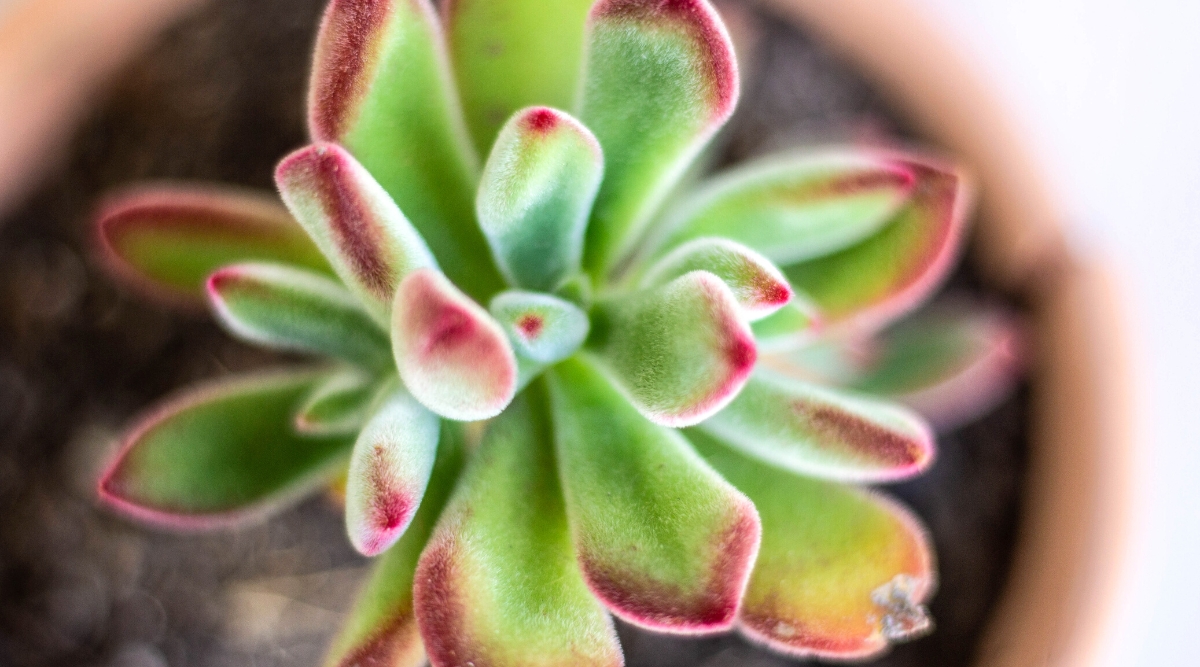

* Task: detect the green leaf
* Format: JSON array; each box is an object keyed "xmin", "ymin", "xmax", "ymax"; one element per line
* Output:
[
  {"xmin": 654, "ymin": 151, "xmax": 916, "ymax": 266},
  {"xmin": 588, "ymin": 270, "xmax": 756, "ymax": 426},
  {"xmin": 276, "ymin": 144, "xmax": 438, "ymax": 326},
  {"xmin": 689, "ymin": 429, "xmax": 935, "ymax": 659},
  {"xmin": 96, "ymin": 185, "xmax": 329, "ymax": 305},
  {"xmin": 750, "ymin": 296, "xmax": 822, "ymax": 352},
  {"xmin": 476, "ymin": 107, "xmax": 604, "ymax": 291},
  {"xmin": 414, "ymin": 385, "xmax": 622, "ymax": 667},
  {"xmin": 580, "ymin": 0, "xmax": 739, "ymax": 278},
  {"xmin": 701, "ymin": 371, "xmax": 934, "ymax": 483},
  {"xmin": 783, "ymin": 158, "xmax": 971, "ymax": 333},
  {"xmin": 444, "ymin": 0, "xmax": 595, "ymax": 154},
  {"xmin": 846, "ymin": 303, "xmax": 1022, "ymax": 430},
  {"xmin": 391, "ymin": 268, "xmax": 517, "ymax": 421},
  {"xmin": 324, "ymin": 421, "xmax": 466, "ymax": 667},
  {"xmin": 294, "ymin": 368, "xmax": 385, "ymax": 437},
  {"xmin": 207, "ymin": 262, "xmax": 392, "ymax": 371},
  {"xmin": 345, "ymin": 384, "xmax": 441, "ymax": 556},
  {"xmin": 546, "ymin": 357, "xmax": 760, "ymax": 633},
  {"xmin": 309, "ymin": 0, "xmax": 502, "ymax": 300},
  {"xmin": 98, "ymin": 370, "xmax": 352, "ymax": 528},
  {"xmin": 489, "ymin": 290, "xmax": 590, "ymax": 364},
  {"xmin": 640, "ymin": 237, "xmax": 792, "ymax": 321}
]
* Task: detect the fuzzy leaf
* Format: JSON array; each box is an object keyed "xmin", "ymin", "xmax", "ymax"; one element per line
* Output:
[
  {"xmin": 325, "ymin": 422, "xmax": 466, "ymax": 667},
  {"xmin": 476, "ymin": 107, "xmax": 604, "ymax": 291},
  {"xmin": 207, "ymin": 262, "xmax": 392, "ymax": 371},
  {"xmin": 98, "ymin": 370, "xmax": 351, "ymax": 529},
  {"xmin": 308, "ymin": 0, "xmax": 501, "ymax": 300},
  {"xmin": 276, "ymin": 144, "xmax": 438, "ymax": 325},
  {"xmin": 640, "ymin": 238, "xmax": 792, "ymax": 321},
  {"xmin": 96, "ymin": 185, "xmax": 329, "ymax": 305},
  {"xmin": 546, "ymin": 357, "xmax": 761, "ymax": 633},
  {"xmin": 750, "ymin": 297, "xmax": 822, "ymax": 352},
  {"xmin": 294, "ymin": 369, "xmax": 383, "ymax": 436},
  {"xmin": 414, "ymin": 385, "xmax": 622, "ymax": 667},
  {"xmin": 589, "ymin": 270, "xmax": 756, "ymax": 427},
  {"xmin": 391, "ymin": 268, "xmax": 517, "ymax": 421},
  {"xmin": 489, "ymin": 290, "xmax": 590, "ymax": 364},
  {"xmin": 655, "ymin": 151, "xmax": 916, "ymax": 265},
  {"xmin": 701, "ymin": 371, "xmax": 934, "ymax": 483},
  {"xmin": 847, "ymin": 304, "xmax": 1023, "ymax": 430},
  {"xmin": 580, "ymin": 0, "xmax": 739, "ymax": 277},
  {"xmin": 783, "ymin": 159, "xmax": 970, "ymax": 333},
  {"xmin": 345, "ymin": 385, "xmax": 441, "ymax": 556},
  {"xmin": 443, "ymin": 0, "xmax": 595, "ymax": 154},
  {"xmin": 690, "ymin": 430, "xmax": 935, "ymax": 659}
]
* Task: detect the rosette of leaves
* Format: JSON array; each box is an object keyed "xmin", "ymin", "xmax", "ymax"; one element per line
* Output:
[{"xmin": 93, "ymin": 0, "xmax": 1020, "ymax": 663}]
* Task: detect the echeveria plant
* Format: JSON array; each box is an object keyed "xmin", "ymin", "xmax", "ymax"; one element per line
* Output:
[{"xmin": 93, "ymin": 0, "xmax": 1020, "ymax": 664}]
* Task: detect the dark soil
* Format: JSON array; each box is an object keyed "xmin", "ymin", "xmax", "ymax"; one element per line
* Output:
[{"xmin": 0, "ymin": 1, "xmax": 1028, "ymax": 666}]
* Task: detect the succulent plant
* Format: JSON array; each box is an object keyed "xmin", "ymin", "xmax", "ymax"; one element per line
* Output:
[{"xmin": 92, "ymin": 0, "xmax": 1021, "ymax": 664}]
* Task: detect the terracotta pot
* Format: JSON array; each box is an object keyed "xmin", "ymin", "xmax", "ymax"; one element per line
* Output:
[{"xmin": 0, "ymin": 1, "xmax": 1131, "ymax": 666}]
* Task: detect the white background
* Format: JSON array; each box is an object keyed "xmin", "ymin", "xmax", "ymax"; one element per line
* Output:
[{"xmin": 913, "ymin": 1, "xmax": 1200, "ymax": 665}]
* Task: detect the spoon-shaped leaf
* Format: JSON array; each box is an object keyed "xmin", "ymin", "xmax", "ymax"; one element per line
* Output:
[
  {"xmin": 98, "ymin": 370, "xmax": 351, "ymax": 529},
  {"xmin": 444, "ymin": 0, "xmax": 596, "ymax": 154},
  {"xmin": 276, "ymin": 143, "xmax": 438, "ymax": 326},
  {"xmin": 489, "ymin": 290, "xmax": 590, "ymax": 364},
  {"xmin": 96, "ymin": 185, "xmax": 329, "ymax": 305},
  {"xmin": 309, "ymin": 0, "xmax": 502, "ymax": 300},
  {"xmin": 294, "ymin": 368, "xmax": 383, "ymax": 437},
  {"xmin": 640, "ymin": 238, "xmax": 792, "ymax": 321},
  {"xmin": 207, "ymin": 262, "xmax": 392, "ymax": 371},
  {"xmin": 477, "ymin": 107, "xmax": 603, "ymax": 291},
  {"xmin": 414, "ymin": 385, "xmax": 622, "ymax": 667},
  {"xmin": 345, "ymin": 385, "xmax": 441, "ymax": 556},
  {"xmin": 589, "ymin": 270, "xmax": 756, "ymax": 427},
  {"xmin": 845, "ymin": 303, "xmax": 1023, "ymax": 430},
  {"xmin": 783, "ymin": 158, "xmax": 971, "ymax": 333},
  {"xmin": 546, "ymin": 357, "xmax": 761, "ymax": 633},
  {"xmin": 325, "ymin": 422, "xmax": 466, "ymax": 667},
  {"xmin": 654, "ymin": 151, "xmax": 915, "ymax": 265},
  {"xmin": 580, "ymin": 0, "xmax": 739, "ymax": 277},
  {"xmin": 700, "ymin": 371, "xmax": 934, "ymax": 483},
  {"xmin": 690, "ymin": 430, "xmax": 935, "ymax": 660},
  {"xmin": 392, "ymin": 268, "xmax": 517, "ymax": 421}
]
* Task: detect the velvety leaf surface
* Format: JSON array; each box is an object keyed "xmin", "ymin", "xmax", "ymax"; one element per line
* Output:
[
  {"xmin": 294, "ymin": 368, "xmax": 382, "ymax": 436},
  {"xmin": 98, "ymin": 370, "xmax": 351, "ymax": 529},
  {"xmin": 391, "ymin": 268, "xmax": 517, "ymax": 421},
  {"xmin": 655, "ymin": 152, "xmax": 915, "ymax": 265},
  {"xmin": 847, "ymin": 304, "xmax": 1023, "ymax": 430},
  {"xmin": 276, "ymin": 143, "xmax": 438, "ymax": 325},
  {"xmin": 750, "ymin": 297, "xmax": 822, "ymax": 352},
  {"xmin": 579, "ymin": 0, "xmax": 739, "ymax": 277},
  {"xmin": 546, "ymin": 357, "xmax": 761, "ymax": 634},
  {"xmin": 96, "ymin": 185, "xmax": 329, "ymax": 304},
  {"xmin": 701, "ymin": 371, "xmax": 934, "ymax": 483},
  {"xmin": 477, "ymin": 107, "xmax": 603, "ymax": 291},
  {"xmin": 443, "ymin": 0, "xmax": 595, "ymax": 154},
  {"xmin": 325, "ymin": 422, "xmax": 466, "ymax": 667},
  {"xmin": 783, "ymin": 159, "xmax": 970, "ymax": 333},
  {"xmin": 207, "ymin": 262, "xmax": 392, "ymax": 371},
  {"xmin": 309, "ymin": 0, "xmax": 502, "ymax": 300},
  {"xmin": 589, "ymin": 270, "xmax": 756, "ymax": 427},
  {"xmin": 414, "ymin": 385, "xmax": 622, "ymax": 667},
  {"xmin": 489, "ymin": 290, "xmax": 590, "ymax": 364},
  {"xmin": 640, "ymin": 237, "xmax": 792, "ymax": 321},
  {"xmin": 689, "ymin": 429, "xmax": 935, "ymax": 659},
  {"xmin": 345, "ymin": 385, "xmax": 441, "ymax": 556}
]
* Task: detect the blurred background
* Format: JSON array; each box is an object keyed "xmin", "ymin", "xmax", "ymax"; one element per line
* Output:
[
  {"xmin": 910, "ymin": 2, "xmax": 1199, "ymax": 666},
  {"xmin": 0, "ymin": 0, "xmax": 1195, "ymax": 665}
]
